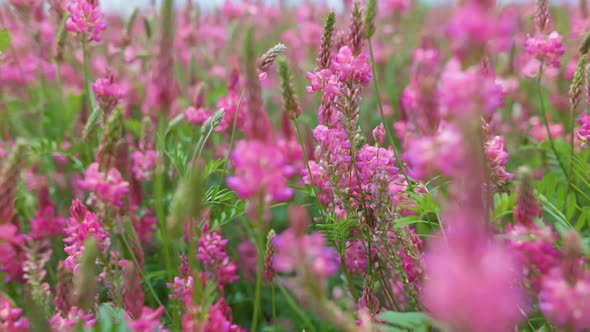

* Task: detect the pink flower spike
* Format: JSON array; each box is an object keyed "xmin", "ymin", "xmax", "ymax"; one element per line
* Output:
[{"xmin": 65, "ymin": 0, "xmax": 107, "ymax": 42}]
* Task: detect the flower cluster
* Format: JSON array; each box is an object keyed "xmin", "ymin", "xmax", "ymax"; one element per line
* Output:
[
  {"xmin": 78, "ymin": 163, "xmax": 129, "ymax": 206},
  {"xmin": 227, "ymin": 140, "xmax": 294, "ymax": 203},
  {"xmin": 65, "ymin": 0, "xmax": 107, "ymax": 42},
  {"xmin": 63, "ymin": 199, "xmax": 110, "ymax": 272},
  {"xmin": 524, "ymin": 32, "xmax": 566, "ymax": 69}
]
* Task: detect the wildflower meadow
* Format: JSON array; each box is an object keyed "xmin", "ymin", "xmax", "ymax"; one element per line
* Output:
[{"xmin": 2, "ymin": 0, "xmax": 590, "ymax": 330}]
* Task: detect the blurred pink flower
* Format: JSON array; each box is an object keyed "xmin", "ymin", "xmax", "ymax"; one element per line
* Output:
[
  {"xmin": 65, "ymin": 0, "xmax": 106, "ymax": 42},
  {"xmin": 79, "ymin": 163, "xmax": 129, "ymax": 206}
]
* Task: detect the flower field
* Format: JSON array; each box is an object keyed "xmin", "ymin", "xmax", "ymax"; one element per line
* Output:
[{"xmin": 1, "ymin": 0, "xmax": 590, "ymax": 331}]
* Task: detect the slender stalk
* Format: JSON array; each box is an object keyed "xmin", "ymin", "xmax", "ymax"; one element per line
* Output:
[
  {"xmin": 367, "ymin": 40, "xmax": 410, "ymax": 183},
  {"xmin": 340, "ymin": 252, "xmax": 359, "ymax": 303},
  {"xmin": 251, "ymin": 199, "xmax": 266, "ymax": 332},
  {"xmin": 81, "ymin": 40, "xmax": 95, "ymax": 111},
  {"xmin": 292, "ymin": 120, "xmax": 327, "ymax": 220},
  {"xmin": 536, "ymin": 66, "xmax": 569, "ymax": 180},
  {"xmin": 271, "ymin": 284, "xmax": 276, "ymax": 332},
  {"xmin": 277, "ymin": 284, "xmax": 318, "ymax": 332},
  {"xmin": 223, "ymin": 91, "xmax": 246, "ymax": 173}
]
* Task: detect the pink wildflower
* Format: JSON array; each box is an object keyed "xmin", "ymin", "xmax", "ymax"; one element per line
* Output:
[
  {"xmin": 125, "ymin": 306, "xmax": 169, "ymax": 332},
  {"xmin": 0, "ymin": 296, "xmax": 30, "ymax": 332},
  {"xmin": 227, "ymin": 140, "xmax": 293, "ymax": 203},
  {"xmin": 92, "ymin": 74, "xmax": 125, "ymax": 113},
  {"xmin": 423, "ymin": 220, "xmax": 526, "ymax": 332},
  {"xmin": 197, "ymin": 227, "xmax": 239, "ymax": 288},
  {"xmin": 183, "ymin": 106, "xmax": 210, "ymax": 125},
  {"xmin": 485, "ymin": 136, "xmax": 514, "ymax": 190},
  {"xmin": 49, "ymin": 307, "xmax": 95, "ymax": 332},
  {"xmin": 78, "ymin": 162, "xmax": 129, "ymax": 206},
  {"xmin": 273, "ymin": 228, "xmax": 340, "ymax": 278},
  {"xmin": 539, "ymin": 268, "xmax": 590, "ymax": 331},
  {"xmin": 63, "ymin": 199, "xmax": 110, "ymax": 272},
  {"xmin": 524, "ymin": 32, "xmax": 566, "ymax": 69},
  {"xmin": 577, "ymin": 111, "xmax": 590, "ymax": 143},
  {"xmin": 131, "ymin": 149, "xmax": 159, "ymax": 181},
  {"xmin": 65, "ymin": 0, "xmax": 107, "ymax": 42}
]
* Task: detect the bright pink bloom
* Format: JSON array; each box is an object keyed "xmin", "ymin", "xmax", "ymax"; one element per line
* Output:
[
  {"xmin": 0, "ymin": 296, "xmax": 29, "ymax": 332},
  {"xmin": 183, "ymin": 106, "xmax": 210, "ymax": 125},
  {"xmin": 524, "ymin": 32, "xmax": 566, "ymax": 69},
  {"xmin": 131, "ymin": 150, "xmax": 159, "ymax": 181},
  {"xmin": 372, "ymin": 123, "xmax": 386, "ymax": 145},
  {"xmin": 423, "ymin": 221, "xmax": 526, "ymax": 332},
  {"xmin": 485, "ymin": 136, "xmax": 514, "ymax": 189},
  {"xmin": 529, "ymin": 116, "xmax": 564, "ymax": 142},
  {"xmin": 404, "ymin": 123, "xmax": 465, "ymax": 179},
  {"xmin": 344, "ymin": 239, "xmax": 368, "ymax": 276},
  {"xmin": 273, "ymin": 228, "xmax": 340, "ymax": 278},
  {"xmin": 125, "ymin": 307, "xmax": 168, "ymax": 332},
  {"xmin": 63, "ymin": 199, "xmax": 110, "ymax": 272},
  {"xmin": 92, "ymin": 74, "xmax": 125, "ymax": 113},
  {"xmin": 306, "ymin": 69, "xmax": 342, "ymax": 103},
  {"xmin": 227, "ymin": 140, "xmax": 293, "ymax": 202},
  {"xmin": 79, "ymin": 163, "xmax": 129, "ymax": 206},
  {"xmin": 506, "ymin": 223, "xmax": 560, "ymax": 291},
  {"xmin": 438, "ymin": 59, "xmax": 504, "ymax": 118},
  {"xmin": 539, "ymin": 268, "xmax": 590, "ymax": 331},
  {"xmin": 577, "ymin": 111, "xmax": 590, "ymax": 143},
  {"xmin": 49, "ymin": 307, "xmax": 95, "ymax": 331},
  {"xmin": 65, "ymin": 0, "xmax": 107, "ymax": 42},
  {"xmin": 197, "ymin": 227, "xmax": 239, "ymax": 288},
  {"xmin": 331, "ymin": 46, "xmax": 372, "ymax": 86}
]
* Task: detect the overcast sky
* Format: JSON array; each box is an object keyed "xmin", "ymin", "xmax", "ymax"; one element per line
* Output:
[{"xmin": 100, "ymin": 0, "xmax": 344, "ymax": 14}]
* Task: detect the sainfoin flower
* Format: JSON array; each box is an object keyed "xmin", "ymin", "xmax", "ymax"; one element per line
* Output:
[
  {"xmin": 131, "ymin": 150, "xmax": 159, "ymax": 181},
  {"xmin": 539, "ymin": 268, "xmax": 590, "ymax": 331},
  {"xmin": 197, "ymin": 226, "xmax": 239, "ymax": 288},
  {"xmin": 227, "ymin": 140, "xmax": 294, "ymax": 202},
  {"xmin": 63, "ymin": 199, "xmax": 110, "ymax": 272},
  {"xmin": 49, "ymin": 307, "xmax": 96, "ymax": 331},
  {"xmin": 577, "ymin": 111, "xmax": 590, "ymax": 143},
  {"xmin": 125, "ymin": 306, "xmax": 168, "ymax": 332},
  {"xmin": 485, "ymin": 136, "xmax": 514, "ymax": 190},
  {"xmin": 92, "ymin": 74, "xmax": 125, "ymax": 113},
  {"xmin": 273, "ymin": 228, "xmax": 340, "ymax": 278},
  {"xmin": 0, "ymin": 295, "xmax": 29, "ymax": 332},
  {"xmin": 524, "ymin": 32, "xmax": 566, "ymax": 69},
  {"xmin": 65, "ymin": 0, "xmax": 107, "ymax": 42},
  {"xmin": 423, "ymin": 217, "xmax": 526, "ymax": 332},
  {"xmin": 78, "ymin": 162, "xmax": 129, "ymax": 206}
]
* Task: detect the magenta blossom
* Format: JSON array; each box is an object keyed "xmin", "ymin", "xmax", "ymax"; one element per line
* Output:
[
  {"xmin": 273, "ymin": 228, "xmax": 340, "ymax": 278},
  {"xmin": 524, "ymin": 32, "xmax": 566, "ymax": 69},
  {"xmin": 65, "ymin": 0, "xmax": 107, "ymax": 42},
  {"xmin": 92, "ymin": 74, "xmax": 125, "ymax": 113},
  {"xmin": 78, "ymin": 162, "xmax": 129, "ymax": 206},
  {"xmin": 227, "ymin": 140, "xmax": 294, "ymax": 203},
  {"xmin": 49, "ymin": 307, "xmax": 96, "ymax": 331},
  {"xmin": 539, "ymin": 268, "xmax": 590, "ymax": 331},
  {"xmin": 423, "ymin": 215, "xmax": 526, "ymax": 332}
]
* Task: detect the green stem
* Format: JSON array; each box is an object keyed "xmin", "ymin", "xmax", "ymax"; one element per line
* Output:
[
  {"xmin": 223, "ymin": 91, "xmax": 246, "ymax": 174},
  {"xmin": 367, "ymin": 40, "xmax": 410, "ymax": 184},
  {"xmin": 81, "ymin": 40, "xmax": 95, "ymax": 112},
  {"xmin": 339, "ymin": 251, "xmax": 360, "ymax": 302},
  {"xmin": 271, "ymin": 284, "xmax": 276, "ymax": 332},
  {"xmin": 292, "ymin": 120, "xmax": 327, "ymax": 220},
  {"xmin": 154, "ymin": 119, "xmax": 175, "ymax": 283},
  {"xmin": 251, "ymin": 200, "xmax": 266, "ymax": 332},
  {"xmin": 277, "ymin": 284, "xmax": 317, "ymax": 332},
  {"xmin": 536, "ymin": 66, "xmax": 569, "ymax": 181}
]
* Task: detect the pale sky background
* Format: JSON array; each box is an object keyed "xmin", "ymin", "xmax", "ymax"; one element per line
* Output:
[{"xmin": 100, "ymin": 0, "xmax": 344, "ymax": 14}]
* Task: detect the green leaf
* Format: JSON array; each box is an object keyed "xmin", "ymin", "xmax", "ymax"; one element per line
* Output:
[
  {"xmin": 376, "ymin": 311, "xmax": 433, "ymax": 332},
  {"xmin": 0, "ymin": 28, "xmax": 11, "ymax": 52}
]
